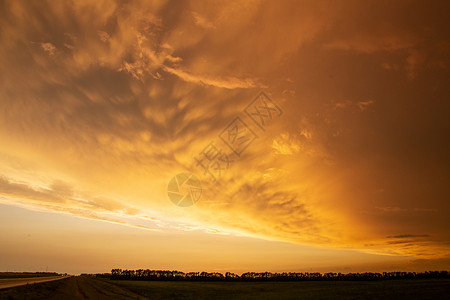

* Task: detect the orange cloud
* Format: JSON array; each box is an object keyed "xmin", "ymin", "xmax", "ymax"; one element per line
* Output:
[{"xmin": 0, "ymin": 0, "xmax": 449, "ymax": 268}]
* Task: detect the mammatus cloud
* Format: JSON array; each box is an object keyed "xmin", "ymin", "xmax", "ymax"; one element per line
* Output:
[{"xmin": 0, "ymin": 0, "xmax": 449, "ymax": 264}]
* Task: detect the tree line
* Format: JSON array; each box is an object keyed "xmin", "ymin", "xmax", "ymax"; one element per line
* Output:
[{"xmin": 107, "ymin": 269, "xmax": 449, "ymax": 281}]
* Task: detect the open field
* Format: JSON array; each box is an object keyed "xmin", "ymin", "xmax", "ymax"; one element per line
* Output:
[
  {"xmin": 104, "ymin": 279, "xmax": 450, "ymax": 299},
  {"xmin": 0, "ymin": 276, "xmax": 145, "ymax": 300},
  {"xmin": 0, "ymin": 276, "xmax": 449, "ymax": 299}
]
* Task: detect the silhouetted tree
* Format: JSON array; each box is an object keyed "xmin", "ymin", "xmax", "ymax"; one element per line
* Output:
[{"xmin": 110, "ymin": 269, "xmax": 449, "ymax": 282}]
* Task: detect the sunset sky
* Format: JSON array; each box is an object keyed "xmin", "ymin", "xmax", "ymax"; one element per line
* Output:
[{"xmin": 0, "ymin": 0, "xmax": 449, "ymax": 274}]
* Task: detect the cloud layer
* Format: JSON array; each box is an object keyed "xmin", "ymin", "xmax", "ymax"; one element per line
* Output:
[{"xmin": 0, "ymin": 0, "xmax": 449, "ymax": 263}]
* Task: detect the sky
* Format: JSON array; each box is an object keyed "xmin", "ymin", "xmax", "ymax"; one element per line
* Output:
[{"xmin": 0, "ymin": 0, "xmax": 449, "ymax": 274}]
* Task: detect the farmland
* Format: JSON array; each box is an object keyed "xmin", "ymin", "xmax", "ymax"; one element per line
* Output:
[{"xmin": 1, "ymin": 276, "xmax": 449, "ymax": 299}]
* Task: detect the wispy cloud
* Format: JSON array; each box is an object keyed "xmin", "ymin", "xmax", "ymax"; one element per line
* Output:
[
  {"xmin": 40, "ymin": 42, "xmax": 56, "ymax": 55},
  {"xmin": 162, "ymin": 66, "xmax": 260, "ymax": 89}
]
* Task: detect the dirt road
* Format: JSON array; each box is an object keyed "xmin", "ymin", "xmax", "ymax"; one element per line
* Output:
[{"xmin": 0, "ymin": 276, "xmax": 66, "ymax": 290}]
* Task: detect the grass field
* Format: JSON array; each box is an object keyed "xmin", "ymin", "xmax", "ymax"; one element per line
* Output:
[
  {"xmin": 1, "ymin": 277, "xmax": 449, "ymax": 299},
  {"xmin": 103, "ymin": 278, "xmax": 450, "ymax": 300}
]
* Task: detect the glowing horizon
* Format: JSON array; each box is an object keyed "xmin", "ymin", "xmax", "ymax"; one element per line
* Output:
[{"xmin": 0, "ymin": 0, "xmax": 449, "ymax": 274}]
